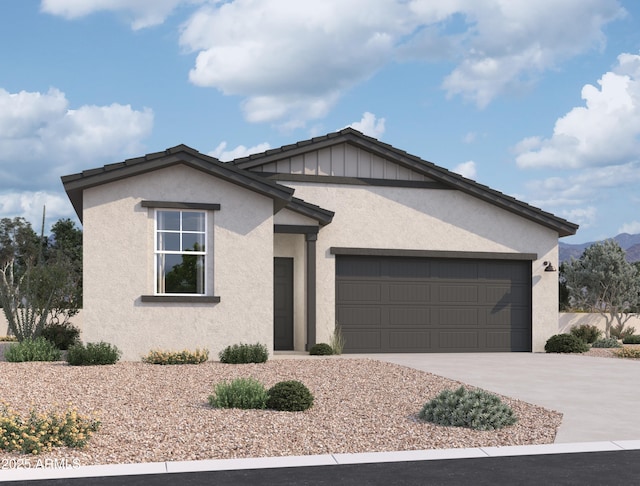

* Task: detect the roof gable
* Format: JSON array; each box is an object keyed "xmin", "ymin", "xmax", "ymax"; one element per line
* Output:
[
  {"xmin": 61, "ymin": 145, "xmax": 294, "ymax": 221},
  {"xmin": 233, "ymin": 128, "xmax": 579, "ymax": 237}
]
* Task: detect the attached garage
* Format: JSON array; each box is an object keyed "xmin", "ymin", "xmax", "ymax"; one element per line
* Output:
[{"xmin": 335, "ymin": 252, "xmax": 533, "ymax": 353}]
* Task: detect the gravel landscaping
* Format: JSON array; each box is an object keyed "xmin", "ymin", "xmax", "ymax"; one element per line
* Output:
[{"xmin": 0, "ymin": 358, "xmax": 562, "ymax": 467}]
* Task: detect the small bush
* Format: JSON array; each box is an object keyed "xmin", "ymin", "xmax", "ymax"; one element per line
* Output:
[
  {"xmin": 614, "ymin": 347, "xmax": 640, "ymax": 359},
  {"xmin": 623, "ymin": 335, "xmax": 640, "ymax": 344},
  {"xmin": 569, "ymin": 324, "xmax": 602, "ymax": 344},
  {"xmin": 591, "ymin": 337, "xmax": 622, "ymax": 348},
  {"xmin": 67, "ymin": 342, "xmax": 121, "ymax": 366},
  {"xmin": 218, "ymin": 343, "xmax": 268, "ymax": 364},
  {"xmin": 0, "ymin": 336, "xmax": 18, "ymax": 342},
  {"xmin": 610, "ymin": 323, "xmax": 636, "ymax": 340},
  {"xmin": 419, "ymin": 386, "xmax": 517, "ymax": 431},
  {"xmin": 329, "ymin": 323, "xmax": 346, "ymax": 355},
  {"xmin": 309, "ymin": 343, "xmax": 334, "ymax": 355},
  {"xmin": 4, "ymin": 337, "xmax": 61, "ymax": 362},
  {"xmin": 0, "ymin": 402, "xmax": 100, "ymax": 454},
  {"xmin": 266, "ymin": 380, "xmax": 314, "ymax": 412},
  {"xmin": 208, "ymin": 378, "xmax": 267, "ymax": 409},
  {"xmin": 142, "ymin": 348, "xmax": 209, "ymax": 365},
  {"xmin": 41, "ymin": 322, "xmax": 81, "ymax": 350},
  {"xmin": 544, "ymin": 334, "xmax": 589, "ymax": 353}
]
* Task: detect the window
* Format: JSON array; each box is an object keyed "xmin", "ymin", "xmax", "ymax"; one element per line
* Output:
[{"xmin": 155, "ymin": 209, "xmax": 207, "ymax": 295}]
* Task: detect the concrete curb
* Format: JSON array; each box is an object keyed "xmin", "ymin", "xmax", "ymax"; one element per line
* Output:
[{"xmin": 2, "ymin": 440, "xmax": 640, "ymax": 482}]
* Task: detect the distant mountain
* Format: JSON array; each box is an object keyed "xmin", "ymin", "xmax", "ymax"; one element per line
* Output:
[{"xmin": 559, "ymin": 233, "xmax": 640, "ymax": 263}]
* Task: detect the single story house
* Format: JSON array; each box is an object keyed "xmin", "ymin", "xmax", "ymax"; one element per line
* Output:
[{"xmin": 62, "ymin": 128, "xmax": 578, "ymax": 360}]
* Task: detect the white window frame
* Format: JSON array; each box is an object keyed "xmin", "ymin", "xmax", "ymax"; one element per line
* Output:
[{"xmin": 154, "ymin": 209, "xmax": 208, "ymax": 296}]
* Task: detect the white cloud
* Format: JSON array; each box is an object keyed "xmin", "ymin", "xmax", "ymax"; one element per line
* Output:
[
  {"xmin": 515, "ymin": 52, "xmax": 640, "ymax": 169},
  {"xmin": 0, "ymin": 87, "xmax": 153, "ymax": 189},
  {"xmin": 0, "ymin": 191, "xmax": 72, "ymax": 230},
  {"xmin": 453, "ymin": 160, "xmax": 477, "ymax": 179},
  {"xmin": 40, "ymin": 0, "xmax": 202, "ymax": 29},
  {"xmin": 42, "ymin": 0, "xmax": 625, "ymax": 124},
  {"xmin": 462, "ymin": 132, "xmax": 476, "ymax": 144},
  {"xmin": 209, "ymin": 141, "xmax": 271, "ymax": 162},
  {"xmin": 619, "ymin": 221, "xmax": 640, "ymax": 235},
  {"xmin": 347, "ymin": 112, "xmax": 386, "ymax": 138}
]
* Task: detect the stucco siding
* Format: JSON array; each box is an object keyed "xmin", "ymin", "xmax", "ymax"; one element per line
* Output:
[
  {"xmin": 82, "ymin": 164, "xmax": 274, "ymax": 360},
  {"xmin": 279, "ymin": 182, "xmax": 559, "ymax": 352}
]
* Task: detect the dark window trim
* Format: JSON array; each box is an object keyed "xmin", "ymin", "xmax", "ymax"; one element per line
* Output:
[
  {"xmin": 141, "ymin": 201, "xmax": 221, "ymax": 211},
  {"xmin": 274, "ymin": 224, "xmax": 319, "ymax": 234},
  {"xmin": 329, "ymin": 247, "xmax": 538, "ymax": 261},
  {"xmin": 260, "ymin": 173, "xmax": 451, "ymax": 189},
  {"xmin": 141, "ymin": 295, "xmax": 221, "ymax": 303}
]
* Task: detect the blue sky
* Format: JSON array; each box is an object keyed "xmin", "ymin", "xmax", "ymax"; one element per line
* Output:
[{"xmin": 1, "ymin": 1, "xmax": 639, "ymax": 244}]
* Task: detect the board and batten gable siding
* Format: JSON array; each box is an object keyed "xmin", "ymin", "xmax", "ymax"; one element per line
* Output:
[
  {"xmin": 251, "ymin": 142, "xmax": 431, "ymax": 181},
  {"xmin": 277, "ymin": 181, "xmax": 559, "ymax": 353},
  {"xmin": 82, "ymin": 164, "xmax": 275, "ymax": 360}
]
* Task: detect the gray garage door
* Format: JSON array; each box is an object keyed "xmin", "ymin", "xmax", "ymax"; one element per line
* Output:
[{"xmin": 336, "ymin": 256, "xmax": 532, "ymax": 353}]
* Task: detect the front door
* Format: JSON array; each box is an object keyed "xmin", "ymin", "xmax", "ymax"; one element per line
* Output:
[{"xmin": 274, "ymin": 257, "xmax": 294, "ymax": 350}]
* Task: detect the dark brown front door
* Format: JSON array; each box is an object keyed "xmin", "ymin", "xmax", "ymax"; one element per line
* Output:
[{"xmin": 274, "ymin": 258, "xmax": 294, "ymax": 350}]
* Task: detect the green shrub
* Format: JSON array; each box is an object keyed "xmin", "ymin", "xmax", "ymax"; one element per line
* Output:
[
  {"xmin": 266, "ymin": 380, "xmax": 314, "ymax": 412},
  {"xmin": 569, "ymin": 324, "xmax": 602, "ymax": 344},
  {"xmin": 591, "ymin": 337, "xmax": 622, "ymax": 348},
  {"xmin": 40, "ymin": 322, "xmax": 80, "ymax": 350},
  {"xmin": 614, "ymin": 347, "xmax": 640, "ymax": 359},
  {"xmin": 218, "ymin": 343, "xmax": 268, "ymax": 364},
  {"xmin": 208, "ymin": 378, "xmax": 267, "ymax": 409},
  {"xmin": 309, "ymin": 343, "xmax": 334, "ymax": 356},
  {"xmin": 418, "ymin": 386, "xmax": 517, "ymax": 431},
  {"xmin": 622, "ymin": 335, "xmax": 640, "ymax": 344},
  {"xmin": 611, "ymin": 323, "xmax": 636, "ymax": 340},
  {"xmin": 142, "ymin": 348, "xmax": 209, "ymax": 365},
  {"xmin": 4, "ymin": 337, "xmax": 61, "ymax": 362},
  {"xmin": 67, "ymin": 342, "xmax": 121, "ymax": 366},
  {"xmin": 544, "ymin": 334, "xmax": 589, "ymax": 353},
  {"xmin": 0, "ymin": 402, "xmax": 100, "ymax": 454}
]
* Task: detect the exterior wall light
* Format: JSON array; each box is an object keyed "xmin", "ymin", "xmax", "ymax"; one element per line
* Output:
[{"xmin": 543, "ymin": 261, "xmax": 556, "ymax": 272}]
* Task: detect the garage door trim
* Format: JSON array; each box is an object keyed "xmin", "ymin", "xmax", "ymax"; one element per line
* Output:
[{"xmin": 330, "ymin": 247, "xmax": 537, "ymax": 261}]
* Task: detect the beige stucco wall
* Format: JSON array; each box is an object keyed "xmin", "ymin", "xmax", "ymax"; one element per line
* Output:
[
  {"xmin": 277, "ymin": 181, "xmax": 560, "ymax": 353},
  {"xmin": 82, "ymin": 164, "xmax": 275, "ymax": 360}
]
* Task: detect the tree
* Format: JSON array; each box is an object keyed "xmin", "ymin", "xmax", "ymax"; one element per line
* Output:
[
  {"xmin": 563, "ymin": 240, "xmax": 640, "ymax": 338},
  {"xmin": 0, "ymin": 216, "xmax": 83, "ymax": 340},
  {"xmin": 0, "ymin": 217, "xmax": 51, "ymax": 340}
]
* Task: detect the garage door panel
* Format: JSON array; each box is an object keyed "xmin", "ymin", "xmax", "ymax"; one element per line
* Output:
[
  {"xmin": 337, "ymin": 282, "xmax": 382, "ymax": 302},
  {"xmin": 337, "ymin": 256, "xmax": 532, "ymax": 353},
  {"xmin": 388, "ymin": 331, "xmax": 431, "ymax": 350},
  {"xmin": 342, "ymin": 330, "xmax": 381, "ymax": 350},
  {"xmin": 388, "ymin": 283, "xmax": 430, "ymax": 302},
  {"xmin": 337, "ymin": 306, "xmax": 382, "ymax": 326},
  {"xmin": 439, "ymin": 331, "xmax": 478, "ymax": 349},
  {"xmin": 438, "ymin": 285, "xmax": 479, "ymax": 303},
  {"xmin": 388, "ymin": 307, "xmax": 431, "ymax": 327}
]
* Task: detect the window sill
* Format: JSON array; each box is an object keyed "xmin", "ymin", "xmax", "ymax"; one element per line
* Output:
[{"xmin": 140, "ymin": 295, "xmax": 221, "ymax": 303}]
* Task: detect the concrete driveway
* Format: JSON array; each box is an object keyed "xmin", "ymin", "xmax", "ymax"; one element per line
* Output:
[{"xmin": 355, "ymin": 353, "xmax": 640, "ymax": 443}]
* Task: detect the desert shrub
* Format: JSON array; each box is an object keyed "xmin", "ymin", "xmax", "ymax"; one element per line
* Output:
[
  {"xmin": 218, "ymin": 343, "xmax": 268, "ymax": 364},
  {"xmin": 591, "ymin": 337, "xmax": 622, "ymax": 348},
  {"xmin": 66, "ymin": 342, "xmax": 121, "ymax": 366},
  {"xmin": 0, "ymin": 402, "xmax": 100, "ymax": 454},
  {"xmin": 208, "ymin": 378, "xmax": 267, "ymax": 409},
  {"xmin": 622, "ymin": 335, "xmax": 640, "ymax": 344},
  {"xmin": 142, "ymin": 348, "xmax": 209, "ymax": 365},
  {"xmin": 329, "ymin": 323, "xmax": 346, "ymax": 355},
  {"xmin": 0, "ymin": 336, "xmax": 18, "ymax": 342},
  {"xmin": 569, "ymin": 324, "xmax": 602, "ymax": 344},
  {"xmin": 266, "ymin": 380, "xmax": 314, "ymax": 412},
  {"xmin": 611, "ymin": 323, "xmax": 637, "ymax": 340},
  {"xmin": 309, "ymin": 343, "xmax": 334, "ymax": 355},
  {"xmin": 614, "ymin": 348, "xmax": 640, "ymax": 359},
  {"xmin": 544, "ymin": 334, "xmax": 589, "ymax": 353},
  {"xmin": 40, "ymin": 322, "xmax": 80, "ymax": 350},
  {"xmin": 418, "ymin": 386, "xmax": 517, "ymax": 431},
  {"xmin": 4, "ymin": 337, "xmax": 61, "ymax": 362}
]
